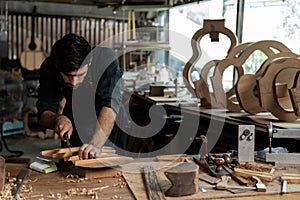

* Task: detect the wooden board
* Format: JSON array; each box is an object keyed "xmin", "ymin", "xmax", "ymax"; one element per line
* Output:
[
  {"xmin": 74, "ymin": 156, "xmax": 134, "ymax": 168},
  {"xmin": 40, "ymin": 146, "xmax": 116, "ymax": 159}
]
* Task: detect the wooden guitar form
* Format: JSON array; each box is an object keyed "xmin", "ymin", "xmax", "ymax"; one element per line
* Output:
[
  {"xmin": 195, "ymin": 42, "xmax": 252, "ymax": 108},
  {"xmin": 20, "ymin": 6, "xmax": 45, "ymax": 71},
  {"xmin": 257, "ymin": 57, "xmax": 300, "ymax": 122},
  {"xmin": 236, "ymin": 51, "xmax": 298, "ymax": 114},
  {"xmin": 182, "ymin": 19, "xmax": 237, "ymax": 96},
  {"xmin": 211, "ymin": 40, "xmax": 293, "ymax": 112}
]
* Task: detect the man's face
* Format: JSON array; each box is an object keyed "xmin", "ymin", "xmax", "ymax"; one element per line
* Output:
[{"xmin": 60, "ymin": 64, "xmax": 88, "ymax": 89}]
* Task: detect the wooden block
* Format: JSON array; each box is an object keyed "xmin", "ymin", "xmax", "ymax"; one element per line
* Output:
[
  {"xmin": 281, "ymin": 173, "xmax": 300, "ymax": 184},
  {"xmin": 233, "ymin": 167, "xmax": 274, "ymax": 182},
  {"xmin": 164, "ymin": 162, "xmax": 199, "ymax": 197},
  {"xmin": 199, "ymin": 173, "xmax": 221, "ymax": 185},
  {"xmin": 0, "ymin": 156, "xmax": 5, "ymax": 191}
]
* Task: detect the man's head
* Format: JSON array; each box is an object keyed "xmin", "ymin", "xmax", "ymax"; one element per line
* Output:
[{"xmin": 51, "ymin": 33, "xmax": 92, "ymax": 89}]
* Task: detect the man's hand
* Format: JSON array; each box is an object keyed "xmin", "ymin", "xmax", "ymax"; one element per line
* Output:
[
  {"xmin": 78, "ymin": 144, "xmax": 102, "ymax": 159},
  {"xmin": 54, "ymin": 115, "xmax": 73, "ymax": 141}
]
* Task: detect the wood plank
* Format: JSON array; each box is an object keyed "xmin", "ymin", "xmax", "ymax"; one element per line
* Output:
[
  {"xmin": 233, "ymin": 168, "xmax": 274, "ymax": 182},
  {"xmin": 74, "ymin": 156, "xmax": 134, "ymax": 168},
  {"xmin": 40, "ymin": 146, "xmax": 116, "ymax": 159},
  {"xmin": 281, "ymin": 173, "xmax": 300, "ymax": 184}
]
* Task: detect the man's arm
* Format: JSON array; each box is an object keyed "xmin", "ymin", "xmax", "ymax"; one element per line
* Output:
[
  {"xmin": 78, "ymin": 106, "xmax": 116, "ymax": 159},
  {"xmin": 39, "ymin": 110, "xmax": 73, "ymax": 141}
]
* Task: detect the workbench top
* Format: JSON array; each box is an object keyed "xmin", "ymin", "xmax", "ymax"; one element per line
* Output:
[
  {"xmin": 5, "ymin": 163, "xmax": 134, "ymax": 200},
  {"xmin": 4, "ymin": 161, "xmax": 300, "ymax": 200}
]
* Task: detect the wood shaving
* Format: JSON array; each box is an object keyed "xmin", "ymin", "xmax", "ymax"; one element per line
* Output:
[{"xmin": 236, "ymin": 162, "xmax": 273, "ymax": 172}]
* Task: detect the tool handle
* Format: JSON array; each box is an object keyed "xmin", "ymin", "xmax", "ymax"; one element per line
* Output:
[{"xmin": 216, "ymin": 176, "xmax": 231, "ymax": 190}]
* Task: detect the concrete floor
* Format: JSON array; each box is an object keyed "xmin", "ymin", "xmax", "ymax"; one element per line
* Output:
[{"xmin": 0, "ymin": 132, "xmax": 60, "ymax": 162}]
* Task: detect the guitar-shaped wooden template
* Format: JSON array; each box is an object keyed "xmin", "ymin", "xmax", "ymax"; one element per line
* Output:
[{"xmin": 20, "ymin": 6, "xmax": 45, "ymax": 71}]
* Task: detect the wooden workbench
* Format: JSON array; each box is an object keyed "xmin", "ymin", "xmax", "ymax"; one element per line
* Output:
[{"xmin": 4, "ymin": 161, "xmax": 300, "ymax": 200}]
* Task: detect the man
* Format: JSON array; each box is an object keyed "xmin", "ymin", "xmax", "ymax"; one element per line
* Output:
[{"xmin": 36, "ymin": 33, "xmax": 124, "ymax": 159}]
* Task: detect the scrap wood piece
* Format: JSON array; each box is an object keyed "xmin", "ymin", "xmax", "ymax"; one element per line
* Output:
[
  {"xmin": 142, "ymin": 165, "xmax": 166, "ymax": 200},
  {"xmin": 199, "ymin": 173, "xmax": 221, "ymax": 185},
  {"xmin": 233, "ymin": 167, "xmax": 274, "ymax": 182},
  {"xmin": 281, "ymin": 173, "xmax": 300, "ymax": 184},
  {"xmin": 156, "ymin": 154, "xmax": 189, "ymax": 162},
  {"xmin": 74, "ymin": 156, "xmax": 134, "ymax": 168},
  {"xmin": 41, "ymin": 147, "xmax": 80, "ymax": 159},
  {"xmin": 223, "ymin": 165, "xmax": 249, "ymax": 186}
]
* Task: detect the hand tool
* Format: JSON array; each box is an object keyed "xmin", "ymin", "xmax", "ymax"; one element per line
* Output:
[
  {"xmin": 281, "ymin": 180, "xmax": 287, "ymax": 194},
  {"xmin": 11, "ymin": 169, "xmax": 30, "ymax": 197},
  {"xmin": 199, "ymin": 175, "xmax": 266, "ymax": 192},
  {"xmin": 252, "ymin": 176, "xmax": 266, "ymax": 192},
  {"xmin": 63, "ymin": 132, "xmax": 71, "ymax": 147},
  {"xmin": 63, "ymin": 132, "xmax": 72, "ymax": 157}
]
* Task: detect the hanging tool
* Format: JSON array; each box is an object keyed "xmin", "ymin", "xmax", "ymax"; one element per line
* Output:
[{"xmin": 11, "ymin": 169, "xmax": 30, "ymax": 197}]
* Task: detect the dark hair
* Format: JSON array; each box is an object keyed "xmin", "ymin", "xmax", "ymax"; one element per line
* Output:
[{"xmin": 51, "ymin": 33, "xmax": 91, "ymax": 72}]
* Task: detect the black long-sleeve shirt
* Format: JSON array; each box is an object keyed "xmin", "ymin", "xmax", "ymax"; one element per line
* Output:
[{"xmin": 36, "ymin": 47, "xmax": 123, "ymax": 147}]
